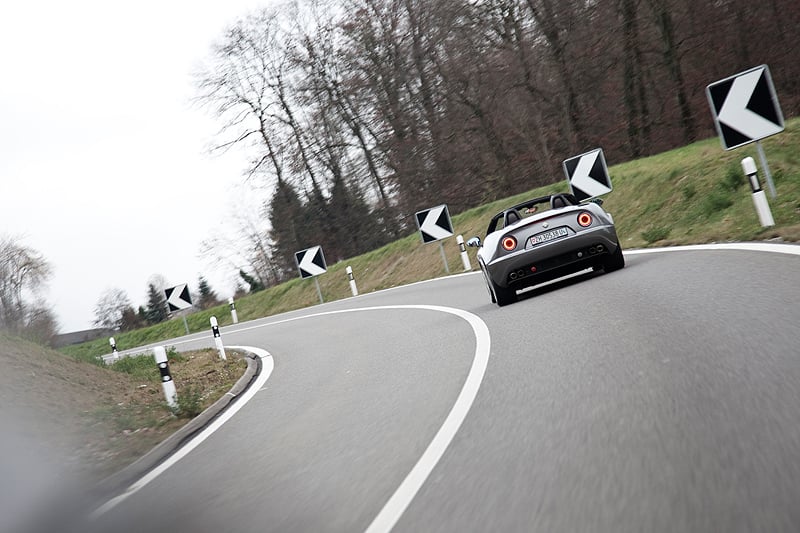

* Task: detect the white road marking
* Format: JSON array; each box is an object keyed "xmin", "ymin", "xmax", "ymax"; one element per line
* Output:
[
  {"xmin": 219, "ymin": 304, "xmax": 493, "ymax": 533},
  {"xmin": 90, "ymin": 305, "xmax": 492, "ymax": 533},
  {"xmin": 624, "ymin": 242, "xmax": 800, "ymax": 257},
  {"xmin": 90, "ymin": 346, "xmax": 274, "ymax": 519},
  {"xmin": 362, "ymin": 306, "xmax": 491, "ymax": 533}
]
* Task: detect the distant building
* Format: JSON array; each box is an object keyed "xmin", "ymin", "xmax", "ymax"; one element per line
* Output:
[{"xmin": 51, "ymin": 328, "xmax": 113, "ymax": 348}]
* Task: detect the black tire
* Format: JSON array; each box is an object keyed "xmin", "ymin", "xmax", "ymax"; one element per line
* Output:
[
  {"xmin": 492, "ymin": 280, "xmax": 517, "ymax": 306},
  {"xmin": 603, "ymin": 242, "xmax": 625, "ymax": 272}
]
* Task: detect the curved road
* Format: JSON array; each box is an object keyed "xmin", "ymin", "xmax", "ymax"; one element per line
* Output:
[{"xmin": 88, "ymin": 244, "xmax": 799, "ymax": 532}]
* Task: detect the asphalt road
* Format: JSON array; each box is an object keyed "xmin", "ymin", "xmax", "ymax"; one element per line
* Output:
[{"xmin": 87, "ymin": 245, "xmax": 800, "ymax": 532}]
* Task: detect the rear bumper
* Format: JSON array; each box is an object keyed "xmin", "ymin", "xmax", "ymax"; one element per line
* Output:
[{"xmin": 486, "ymin": 226, "xmax": 619, "ymax": 289}]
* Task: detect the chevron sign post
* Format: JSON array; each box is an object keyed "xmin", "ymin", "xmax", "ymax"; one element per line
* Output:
[
  {"xmin": 295, "ymin": 245, "xmax": 327, "ymax": 303},
  {"xmin": 707, "ymin": 65, "xmax": 783, "ymax": 198},
  {"xmin": 415, "ymin": 204, "xmax": 454, "ymax": 244},
  {"xmin": 165, "ymin": 283, "xmax": 192, "ymax": 311},
  {"xmin": 164, "ymin": 283, "xmax": 192, "ymax": 335},
  {"xmin": 415, "ymin": 205, "xmax": 454, "ymax": 274},
  {"xmin": 563, "ymin": 148, "xmax": 612, "ymax": 202},
  {"xmin": 295, "ymin": 245, "xmax": 327, "ymax": 278},
  {"xmin": 707, "ymin": 65, "xmax": 784, "ymax": 150}
]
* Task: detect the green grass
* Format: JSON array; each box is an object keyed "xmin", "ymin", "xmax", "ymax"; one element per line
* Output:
[
  {"xmin": 109, "ymin": 355, "xmax": 160, "ymax": 381},
  {"xmin": 107, "ymin": 345, "xmax": 181, "ymax": 381},
  {"xmin": 641, "ymin": 226, "xmax": 671, "ymax": 244},
  {"xmin": 61, "ymin": 118, "xmax": 800, "ymax": 360},
  {"xmin": 174, "ymin": 385, "xmax": 204, "ymax": 418}
]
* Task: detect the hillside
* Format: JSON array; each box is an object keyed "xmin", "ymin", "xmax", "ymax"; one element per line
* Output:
[
  {"xmin": 0, "ymin": 334, "xmax": 245, "ymax": 481},
  {"xmin": 60, "ymin": 119, "xmax": 800, "ymax": 362}
]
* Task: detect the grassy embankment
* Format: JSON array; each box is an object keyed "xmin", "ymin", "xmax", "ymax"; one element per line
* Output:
[
  {"xmin": 1, "ymin": 334, "xmax": 246, "ymax": 478},
  {"xmin": 61, "ymin": 119, "xmax": 800, "ymax": 362}
]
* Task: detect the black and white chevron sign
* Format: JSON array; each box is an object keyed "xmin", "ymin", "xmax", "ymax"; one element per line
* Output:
[
  {"xmin": 164, "ymin": 283, "xmax": 192, "ymax": 312},
  {"xmin": 415, "ymin": 204, "xmax": 454, "ymax": 244},
  {"xmin": 706, "ymin": 65, "xmax": 784, "ymax": 150},
  {"xmin": 563, "ymin": 148, "xmax": 612, "ymax": 202},
  {"xmin": 295, "ymin": 245, "xmax": 327, "ymax": 279}
]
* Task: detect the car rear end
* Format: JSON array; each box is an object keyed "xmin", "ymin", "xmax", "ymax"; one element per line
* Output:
[{"xmin": 484, "ymin": 203, "xmax": 620, "ymax": 290}]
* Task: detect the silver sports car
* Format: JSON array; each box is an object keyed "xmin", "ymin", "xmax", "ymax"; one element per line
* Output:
[{"xmin": 467, "ymin": 193, "xmax": 624, "ymax": 306}]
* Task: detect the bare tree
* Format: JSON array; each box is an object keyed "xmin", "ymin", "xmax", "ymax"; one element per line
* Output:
[
  {"xmin": 18, "ymin": 303, "xmax": 59, "ymax": 345},
  {"xmin": 294, "ymin": 3, "xmax": 395, "ymax": 214},
  {"xmin": 195, "ymin": 7, "xmax": 292, "ymax": 187},
  {"xmin": 618, "ymin": 0, "xmax": 652, "ymax": 157},
  {"xmin": 643, "ymin": 0, "xmax": 697, "ymax": 144},
  {"xmin": 339, "ymin": 0, "xmax": 424, "ymax": 215},
  {"xmin": 200, "ymin": 204, "xmax": 285, "ymax": 287},
  {"xmin": 93, "ymin": 287, "xmax": 133, "ymax": 330},
  {"xmin": 522, "ymin": 0, "xmax": 590, "ymax": 152},
  {"xmin": 0, "ymin": 235, "xmax": 53, "ymax": 334}
]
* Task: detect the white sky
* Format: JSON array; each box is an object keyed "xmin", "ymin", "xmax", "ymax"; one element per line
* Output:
[{"xmin": 1, "ymin": 0, "xmax": 270, "ymax": 332}]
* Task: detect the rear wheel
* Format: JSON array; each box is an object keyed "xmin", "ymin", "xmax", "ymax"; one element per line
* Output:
[
  {"xmin": 603, "ymin": 242, "xmax": 625, "ymax": 272},
  {"xmin": 492, "ymin": 280, "xmax": 517, "ymax": 306}
]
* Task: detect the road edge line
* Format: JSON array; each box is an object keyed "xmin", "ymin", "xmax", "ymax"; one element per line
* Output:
[
  {"xmin": 363, "ymin": 305, "xmax": 491, "ymax": 533},
  {"xmin": 89, "ymin": 346, "xmax": 274, "ymax": 519},
  {"xmin": 625, "ymin": 242, "xmax": 800, "ymax": 256}
]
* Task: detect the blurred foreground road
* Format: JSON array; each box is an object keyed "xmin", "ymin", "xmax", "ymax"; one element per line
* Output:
[{"xmin": 38, "ymin": 246, "xmax": 800, "ymax": 532}]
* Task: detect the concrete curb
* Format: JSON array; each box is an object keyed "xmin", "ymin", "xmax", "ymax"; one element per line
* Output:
[{"xmin": 91, "ymin": 349, "xmax": 261, "ymax": 498}]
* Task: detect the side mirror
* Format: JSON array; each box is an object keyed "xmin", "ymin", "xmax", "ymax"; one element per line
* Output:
[
  {"xmin": 589, "ymin": 197, "xmax": 604, "ymax": 206},
  {"xmin": 467, "ymin": 236, "xmax": 482, "ymax": 248}
]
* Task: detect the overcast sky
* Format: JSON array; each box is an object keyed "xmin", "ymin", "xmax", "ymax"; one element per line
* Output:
[{"xmin": 1, "ymin": 0, "xmax": 271, "ymax": 332}]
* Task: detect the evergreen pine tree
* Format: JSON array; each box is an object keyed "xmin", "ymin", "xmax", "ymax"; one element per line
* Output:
[
  {"xmin": 197, "ymin": 275, "xmax": 219, "ymax": 309},
  {"xmin": 120, "ymin": 306, "xmax": 145, "ymax": 331},
  {"xmin": 239, "ymin": 270, "xmax": 265, "ymax": 293},
  {"xmin": 145, "ymin": 283, "xmax": 168, "ymax": 324},
  {"xmin": 327, "ymin": 175, "xmax": 389, "ymax": 260},
  {"xmin": 268, "ymin": 180, "xmax": 318, "ymax": 276}
]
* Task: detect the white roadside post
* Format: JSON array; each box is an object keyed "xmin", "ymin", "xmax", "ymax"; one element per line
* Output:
[
  {"xmin": 228, "ymin": 297, "xmax": 238, "ymax": 324},
  {"xmin": 741, "ymin": 157, "xmax": 775, "ymax": 227},
  {"xmin": 210, "ymin": 316, "xmax": 226, "ymax": 360},
  {"xmin": 153, "ymin": 346, "xmax": 178, "ymax": 409},
  {"xmin": 457, "ymin": 235, "xmax": 472, "ymax": 271},
  {"xmin": 109, "ymin": 337, "xmax": 119, "ymax": 362},
  {"xmin": 346, "ymin": 266, "xmax": 358, "ymax": 296}
]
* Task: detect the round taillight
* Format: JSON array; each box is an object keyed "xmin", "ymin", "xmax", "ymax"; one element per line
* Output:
[
  {"xmin": 502, "ymin": 236, "xmax": 517, "ymax": 251},
  {"xmin": 578, "ymin": 212, "xmax": 593, "ymax": 227}
]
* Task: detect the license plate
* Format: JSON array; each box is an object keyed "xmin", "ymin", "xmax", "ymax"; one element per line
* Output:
[{"xmin": 530, "ymin": 227, "xmax": 569, "ymax": 245}]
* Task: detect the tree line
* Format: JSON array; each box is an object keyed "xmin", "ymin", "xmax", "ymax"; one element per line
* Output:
[
  {"xmin": 0, "ymin": 234, "xmax": 228, "ymax": 342},
  {"xmin": 196, "ymin": 0, "xmax": 799, "ymax": 287},
  {"xmin": 92, "ymin": 275, "xmax": 223, "ymax": 332}
]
